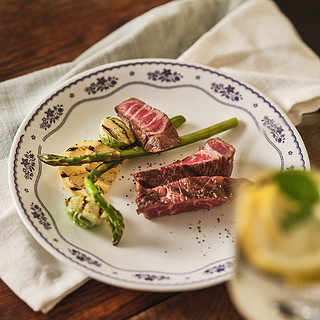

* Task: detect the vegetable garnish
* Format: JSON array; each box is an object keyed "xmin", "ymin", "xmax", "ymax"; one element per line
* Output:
[
  {"xmin": 65, "ymin": 161, "xmax": 124, "ymax": 245},
  {"xmin": 38, "ymin": 117, "xmax": 239, "ymax": 166},
  {"xmin": 61, "ymin": 114, "xmax": 188, "ymax": 245},
  {"xmin": 84, "ymin": 161, "xmax": 124, "ymax": 246},
  {"xmin": 272, "ymin": 170, "xmax": 320, "ymax": 229},
  {"xmin": 65, "ymin": 195, "xmax": 105, "ymax": 228},
  {"xmin": 99, "ymin": 117, "xmax": 136, "ymax": 148},
  {"xmin": 48, "ymin": 113, "xmax": 238, "ymax": 246},
  {"xmin": 59, "ymin": 140, "xmax": 122, "ymax": 196}
]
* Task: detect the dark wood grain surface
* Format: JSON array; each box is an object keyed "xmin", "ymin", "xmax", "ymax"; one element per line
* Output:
[{"xmin": 1, "ymin": 0, "xmax": 319, "ymax": 319}]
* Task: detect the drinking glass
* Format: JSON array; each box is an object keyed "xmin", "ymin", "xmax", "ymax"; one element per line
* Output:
[{"xmin": 228, "ymin": 170, "xmax": 320, "ymax": 320}]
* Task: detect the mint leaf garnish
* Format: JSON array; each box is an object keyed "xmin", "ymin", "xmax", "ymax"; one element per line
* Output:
[
  {"xmin": 273, "ymin": 171, "xmax": 319, "ymax": 229},
  {"xmin": 273, "ymin": 171, "xmax": 319, "ymax": 204}
]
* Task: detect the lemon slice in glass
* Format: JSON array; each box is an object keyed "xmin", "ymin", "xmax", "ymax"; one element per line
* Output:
[
  {"xmin": 237, "ymin": 171, "xmax": 320, "ymax": 285},
  {"xmin": 59, "ymin": 140, "xmax": 122, "ymax": 196}
]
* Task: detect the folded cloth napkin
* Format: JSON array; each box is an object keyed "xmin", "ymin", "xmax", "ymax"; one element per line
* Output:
[
  {"xmin": 0, "ymin": 0, "xmax": 319, "ymax": 313},
  {"xmin": 179, "ymin": 0, "xmax": 320, "ymax": 125}
]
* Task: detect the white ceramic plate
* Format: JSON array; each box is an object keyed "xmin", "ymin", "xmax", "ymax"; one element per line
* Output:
[{"xmin": 9, "ymin": 59, "xmax": 309, "ymax": 291}]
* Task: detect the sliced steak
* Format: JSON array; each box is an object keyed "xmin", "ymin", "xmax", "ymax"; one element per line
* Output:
[
  {"xmin": 133, "ymin": 138, "xmax": 235, "ymax": 189},
  {"xmin": 135, "ymin": 176, "xmax": 240, "ymax": 219},
  {"xmin": 115, "ymin": 98, "xmax": 180, "ymax": 153}
]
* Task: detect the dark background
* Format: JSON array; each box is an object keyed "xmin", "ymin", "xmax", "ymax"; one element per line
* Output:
[
  {"xmin": 0, "ymin": 0, "xmax": 319, "ymax": 82},
  {"xmin": 275, "ymin": 0, "xmax": 319, "ymax": 55}
]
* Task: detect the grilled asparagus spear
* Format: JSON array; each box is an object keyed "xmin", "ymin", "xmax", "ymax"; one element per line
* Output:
[{"xmin": 39, "ymin": 117, "xmax": 238, "ymax": 166}]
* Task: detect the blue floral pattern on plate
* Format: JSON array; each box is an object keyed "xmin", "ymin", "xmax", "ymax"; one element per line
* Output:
[
  {"xmin": 30, "ymin": 202, "xmax": 51, "ymax": 230},
  {"xmin": 21, "ymin": 150, "xmax": 36, "ymax": 180},
  {"xmin": 211, "ymin": 82, "xmax": 243, "ymax": 101},
  {"xmin": 262, "ymin": 115, "xmax": 285, "ymax": 143},
  {"xmin": 85, "ymin": 76, "xmax": 118, "ymax": 94},
  {"xmin": 40, "ymin": 105, "xmax": 64, "ymax": 130},
  {"xmin": 69, "ymin": 249, "xmax": 102, "ymax": 267},
  {"xmin": 134, "ymin": 274, "xmax": 170, "ymax": 281},
  {"xmin": 147, "ymin": 68, "xmax": 183, "ymax": 82}
]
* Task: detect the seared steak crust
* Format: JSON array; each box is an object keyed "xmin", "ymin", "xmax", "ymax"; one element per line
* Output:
[
  {"xmin": 115, "ymin": 98, "xmax": 180, "ymax": 153},
  {"xmin": 133, "ymin": 138, "xmax": 235, "ymax": 189},
  {"xmin": 136, "ymin": 176, "xmax": 239, "ymax": 219}
]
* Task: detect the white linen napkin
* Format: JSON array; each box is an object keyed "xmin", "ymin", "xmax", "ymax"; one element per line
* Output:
[
  {"xmin": 1, "ymin": 0, "xmax": 319, "ymax": 313},
  {"xmin": 179, "ymin": 0, "xmax": 320, "ymax": 125}
]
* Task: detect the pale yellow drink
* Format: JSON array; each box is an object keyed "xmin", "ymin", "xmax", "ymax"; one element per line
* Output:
[{"xmin": 229, "ymin": 170, "xmax": 320, "ymax": 320}]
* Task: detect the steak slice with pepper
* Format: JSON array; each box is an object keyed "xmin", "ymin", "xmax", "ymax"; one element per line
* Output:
[
  {"xmin": 135, "ymin": 176, "xmax": 240, "ymax": 219},
  {"xmin": 115, "ymin": 98, "xmax": 180, "ymax": 153},
  {"xmin": 133, "ymin": 137, "xmax": 235, "ymax": 189}
]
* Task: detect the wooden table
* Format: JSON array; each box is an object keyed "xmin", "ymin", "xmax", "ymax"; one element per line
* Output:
[{"xmin": 1, "ymin": 1, "xmax": 319, "ymax": 319}]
